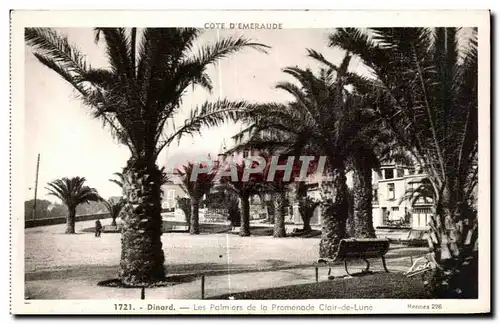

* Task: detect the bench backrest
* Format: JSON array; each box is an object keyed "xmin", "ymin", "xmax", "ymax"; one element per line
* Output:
[{"xmin": 335, "ymin": 238, "xmax": 390, "ymax": 260}]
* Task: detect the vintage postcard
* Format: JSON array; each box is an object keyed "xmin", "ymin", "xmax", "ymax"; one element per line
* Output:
[{"xmin": 10, "ymin": 9, "xmax": 490, "ymax": 315}]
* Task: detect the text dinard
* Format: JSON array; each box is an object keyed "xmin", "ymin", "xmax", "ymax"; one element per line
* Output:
[{"xmin": 204, "ymin": 22, "xmax": 283, "ymax": 30}]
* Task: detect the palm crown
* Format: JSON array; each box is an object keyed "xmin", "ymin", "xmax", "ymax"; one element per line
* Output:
[
  {"xmin": 328, "ymin": 28, "xmax": 478, "ymax": 207},
  {"xmin": 101, "ymin": 198, "xmax": 125, "ymax": 220},
  {"xmin": 238, "ymin": 53, "xmax": 369, "ymax": 173},
  {"xmin": 46, "ymin": 177, "xmax": 101, "ymax": 209},
  {"xmin": 25, "ymin": 28, "xmax": 269, "ymax": 162},
  {"xmin": 175, "ymin": 162, "xmax": 215, "ymax": 201}
]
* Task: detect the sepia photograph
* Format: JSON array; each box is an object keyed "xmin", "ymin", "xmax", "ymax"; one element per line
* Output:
[{"xmin": 10, "ymin": 10, "xmax": 490, "ymax": 315}]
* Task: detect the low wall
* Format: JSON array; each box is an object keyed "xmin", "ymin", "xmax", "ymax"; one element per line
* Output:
[{"xmin": 25, "ymin": 213, "xmax": 111, "ymax": 228}]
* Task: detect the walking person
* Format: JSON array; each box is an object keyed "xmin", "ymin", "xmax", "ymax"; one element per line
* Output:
[{"xmin": 95, "ymin": 219, "xmax": 102, "ymax": 237}]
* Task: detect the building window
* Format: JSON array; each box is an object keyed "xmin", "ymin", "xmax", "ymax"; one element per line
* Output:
[
  {"xmin": 372, "ymin": 189, "xmax": 378, "ymax": 203},
  {"xmin": 387, "ymin": 183, "xmax": 395, "ymax": 200},
  {"xmin": 391, "ymin": 206, "xmax": 399, "ymax": 212},
  {"xmin": 397, "ymin": 168, "xmax": 405, "ymax": 178},
  {"xmin": 384, "ymin": 168, "xmax": 394, "ymax": 179},
  {"xmin": 408, "ymin": 167, "xmax": 415, "ymax": 175}
]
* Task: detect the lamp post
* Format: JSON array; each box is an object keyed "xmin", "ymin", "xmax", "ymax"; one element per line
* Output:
[{"xmin": 32, "ymin": 154, "xmax": 40, "ymax": 220}]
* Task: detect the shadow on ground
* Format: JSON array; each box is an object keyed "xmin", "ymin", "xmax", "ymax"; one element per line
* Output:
[{"xmin": 26, "ymin": 260, "xmax": 306, "ymax": 282}]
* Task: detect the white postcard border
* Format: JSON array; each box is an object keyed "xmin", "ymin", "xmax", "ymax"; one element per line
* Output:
[{"xmin": 10, "ymin": 9, "xmax": 491, "ymax": 315}]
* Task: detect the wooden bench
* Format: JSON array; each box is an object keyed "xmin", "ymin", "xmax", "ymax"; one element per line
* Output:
[
  {"xmin": 314, "ymin": 238, "xmax": 391, "ymax": 279},
  {"xmin": 102, "ymin": 225, "xmax": 120, "ymax": 233}
]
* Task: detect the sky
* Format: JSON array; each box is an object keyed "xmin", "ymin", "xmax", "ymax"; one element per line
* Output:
[
  {"xmin": 23, "ymin": 27, "xmax": 475, "ymax": 202},
  {"xmin": 24, "ymin": 27, "xmax": 372, "ymax": 202}
]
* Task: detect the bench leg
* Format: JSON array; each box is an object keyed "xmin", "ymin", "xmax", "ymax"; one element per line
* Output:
[
  {"xmin": 344, "ymin": 261, "xmax": 353, "ymax": 277},
  {"xmin": 362, "ymin": 258, "xmax": 370, "ymax": 273},
  {"xmin": 381, "ymin": 256, "xmax": 389, "ymax": 273}
]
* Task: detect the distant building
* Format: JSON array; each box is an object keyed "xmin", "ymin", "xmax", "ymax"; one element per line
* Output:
[
  {"xmin": 372, "ymin": 163, "xmax": 433, "ymax": 229},
  {"xmin": 160, "ymin": 175, "xmax": 189, "ymax": 222},
  {"xmin": 161, "ymin": 177, "xmax": 187, "ymax": 210},
  {"xmin": 289, "ymin": 163, "xmax": 434, "ymax": 230}
]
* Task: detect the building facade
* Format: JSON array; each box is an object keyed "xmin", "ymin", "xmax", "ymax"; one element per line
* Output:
[
  {"xmin": 161, "ymin": 179, "xmax": 188, "ymax": 210},
  {"xmin": 372, "ymin": 163, "xmax": 433, "ymax": 229},
  {"xmin": 289, "ymin": 164, "xmax": 434, "ymax": 230}
]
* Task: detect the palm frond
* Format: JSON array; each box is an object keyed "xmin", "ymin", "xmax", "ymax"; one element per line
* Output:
[
  {"xmin": 25, "ymin": 28, "xmax": 90, "ymax": 76},
  {"xmin": 45, "ymin": 177, "xmax": 101, "ymax": 209},
  {"xmin": 156, "ymin": 99, "xmax": 257, "ymax": 156}
]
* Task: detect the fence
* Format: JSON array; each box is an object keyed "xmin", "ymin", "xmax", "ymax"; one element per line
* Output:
[
  {"xmin": 25, "ymin": 212, "xmax": 111, "ymax": 228},
  {"xmin": 136, "ymin": 254, "xmax": 424, "ymax": 300}
]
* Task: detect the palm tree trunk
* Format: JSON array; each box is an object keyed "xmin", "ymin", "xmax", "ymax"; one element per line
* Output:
[
  {"xmin": 239, "ymin": 194, "xmax": 250, "ymax": 236},
  {"xmin": 319, "ymin": 168, "xmax": 349, "ymax": 258},
  {"xmin": 297, "ymin": 182, "xmax": 311, "ymax": 232},
  {"xmin": 228, "ymin": 203, "xmax": 241, "ymax": 227},
  {"xmin": 266, "ymin": 200, "xmax": 275, "ymax": 224},
  {"xmin": 353, "ymin": 163, "xmax": 376, "ymax": 238},
  {"xmin": 425, "ymin": 186, "xmax": 478, "ymax": 298},
  {"xmin": 273, "ymin": 190, "xmax": 287, "ymax": 237},
  {"xmin": 190, "ymin": 198, "xmax": 200, "ymax": 235},
  {"xmin": 177, "ymin": 198, "xmax": 191, "ymax": 229},
  {"xmin": 345, "ymin": 188, "xmax": 355, "ymax": 237},
  {"xmin": 65, "ymin": 207, "xmax": 76, "ymax": 234},
  {"xmin": 302, "ymin": 212, "xmax": 312, "ymax": 232},
  {"xmin": 119, "ymin": 159, "xmax": 165, "ymax": 286}
]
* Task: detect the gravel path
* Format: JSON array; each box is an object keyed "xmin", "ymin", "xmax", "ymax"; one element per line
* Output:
[{"xmin": 25, "ymin": 220, "xmax": 426, "ymax": 299}]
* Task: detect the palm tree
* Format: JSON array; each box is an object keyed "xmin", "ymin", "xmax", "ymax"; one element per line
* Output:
[
  {"xmin": 329, "ymin": 27, "xmax": 478, "ymax": 297},
  {"xmin": 175, "ymin": 162, "xmax": 215, "ymax": 235},
  {"xmin": 45, "ymin": 177, "xmax": 101, "ymax": 234},
  {"xmin": 175, "ymin": 197, "xmax": 191, "ymax": 228},
  {"xmin": 102, "ymin": 198, "xmax": 125, "ymax": 227},
  {"xmin": 216, "ymin": 160, "xmax": 266, "ymax": 236},
  {"xmin": 231, "ymin": 107, "xmax": 315, "ymax": 234},
  {"xmin": 345, "ymin": 187, "xmax": 356, "ymax": 237},
  {"xmin": 238, "ymin": 54, "xmax": 369, "ymax": 256},
  {"xmin": 25, "ymin": 27, "xmax": 268, "ymax": 286},
  {"xmin": 272, "ymin": 187, "xmax": 288, "ymax": 238},
  {"xmin": 308, "ymin": 49, "xmax": 386, "ymax": 239}
]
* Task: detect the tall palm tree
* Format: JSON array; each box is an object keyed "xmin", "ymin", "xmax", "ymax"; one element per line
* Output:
[
  {"xmin": 25, "ymin": 27, "xmax": 268, "ymax": 286},
  {"xmin": 231, "ymin": 106, "xmax": 315, "ymax": 233},
  {"xmin": 329, "ymin": 27, "xmax": 478, "ymax": 297},
  {"xmin": 238, "ymin": 55, "xmax": 369, "ymax": 256},
  {"xmin": 45, "ymin": 177, "xmax": 101, "ymax": 234},
  {"xmin": 102, "ymin": 198, "xmax": 125, "ymax": 227},
  {"xmin": 175, "ymin": 162, "xmax": 215, "ymax": 235},
  {"xmin": 308, "ymin": 49, "xmax": 385, "ymax": 239}
]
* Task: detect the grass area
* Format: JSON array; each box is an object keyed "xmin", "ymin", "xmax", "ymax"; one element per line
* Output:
[{"xmin": 210, "ymin": 272, "xmax": 429, "ymax": 299}]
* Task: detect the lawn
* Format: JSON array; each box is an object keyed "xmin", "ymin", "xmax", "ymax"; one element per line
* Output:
[{"xmin": 210, "ymin": 272, "xmax": 430, "ymax": 299}]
